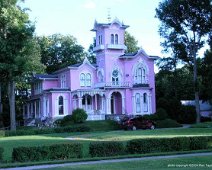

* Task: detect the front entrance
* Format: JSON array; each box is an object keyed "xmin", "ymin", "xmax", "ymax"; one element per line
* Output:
[{"xmin": 111, "ymin": 92, "xmax": 122, "ymax": 114}]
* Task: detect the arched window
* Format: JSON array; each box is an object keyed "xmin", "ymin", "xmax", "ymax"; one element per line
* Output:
[
  {"xmin": 115, "ymin": 34, "xmax": 118, "ymax": 44},
  {"xmin": 135, "ymin": 93, "xmax": 141, "ymax": 113},
  {"xmin": 80, "ymin": 73, "xmax": 85, "ymax": 86},
  {"xmin": 111, "ymin": 34, "xmax": 114, "ymax": 44},
  {"xmin": 112, "ymin": 69, "xmax": 119, "ymax": 85},
  {"xmin": 134, "ymin": 64, "xmax": 147, "ymax": 84},
  {"xmin": 58, "ymin": 96, "xmax": 64, "ymax": 115},
  {"xmin": 86, "ymin": 73, "xmax": 91, "ymax": 86},
  {"xmin": 143, "ymin": 93, "xmax": 148, "ymax": 112}
]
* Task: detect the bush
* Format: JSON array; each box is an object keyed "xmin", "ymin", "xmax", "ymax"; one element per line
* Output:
[
  {"xmin": 126, "ymin": 136, "xmax": 210, "ymax": 154},
  {"xmin": 12, "ymin": 143, "xmax": 83, "ymax": 162},
  {"xmin": 0, "ymin": 130, "xmax": 5, "ymax": 137},
  {"xmin": 142, "ymin": 114, "xmax": 159, "ymax": 121},
  {"xmin": 0, "ymin": 147, "xmax": 3, "ymax": 162},
  {"xmin": 72, "ymin": 108, "xmax": 88, "ymax": 123},
  {"xmin": 156, "ymin": 108, "xmax": 168, "ymax": 120},
  {"xmin": 156, "ymin": 119, "xmax": 182, "ymax": 128},
  {"xmin": 89, "ymin": 141, "xmax": 124, "ymax": 157},
  {"xmin": 178, "ymin": 105, "xmax": 196, "ymax": 124}
]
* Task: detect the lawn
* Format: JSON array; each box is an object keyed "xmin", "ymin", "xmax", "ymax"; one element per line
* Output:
[
  {"xmin": 42, "ymin": 155, "xmax": 212, "ymax": 170},
  {"xmin": 1, "ymin": 128, "xmax": 212, "ymax": 162}
]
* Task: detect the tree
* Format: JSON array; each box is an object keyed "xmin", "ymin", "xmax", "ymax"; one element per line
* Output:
[
  {"xmin": 36, "ymin": 34, "xmax": 85, "ymax": 74},
  {"xmin": 156, "ymin": 0, "xmax": 212, "ymax": 123},
  {"xmin": 124, "ymin": 31, "xmax": 139, "ymax": 53},
  {"xmin": 0, "ymin": 0, "xmax": 44, "ymax": 130}
]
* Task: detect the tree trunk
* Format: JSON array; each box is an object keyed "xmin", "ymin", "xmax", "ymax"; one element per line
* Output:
[
  {"xmin": 193, "ymin": 49, "xmax": 200, "ymax": 123},
  {"xmin": 0, "ymin": 82, "xmax": 2, "ymax": 114},
  {"xmin": 8, "ymin": 80, "xmax": 16, "ymax": 130}
]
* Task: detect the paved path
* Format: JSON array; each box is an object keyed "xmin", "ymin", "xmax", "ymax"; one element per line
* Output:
[{"xmin": 1, "ymin": 152, "xmax": 212, "ymax": 170}]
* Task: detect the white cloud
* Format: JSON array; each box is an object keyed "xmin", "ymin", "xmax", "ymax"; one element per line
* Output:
[{"xmin": 84, "ymin": 0, "xmax": 96, "ymax": 9}]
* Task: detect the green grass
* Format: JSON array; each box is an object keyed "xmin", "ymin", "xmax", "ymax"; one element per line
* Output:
[
  {"xmin": 1, "ymin": 128, "xmax": 212, "ymax": 163},
  {"xmin": 191, "ymin": 121, "xmax": 212, "ymax": 128},
  {"xmin": 41, "ymin": 155, "xmax": 212, "ymax": 170}
]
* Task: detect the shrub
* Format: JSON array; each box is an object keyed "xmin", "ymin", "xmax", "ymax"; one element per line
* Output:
[
  {"xmin": 0, "ymin": 147, "xmax": 3, "ymax": 162},
  {"xmin": 178, "ymin": 105, "xmax": 196, "ymax": 124},
  {"xmin": 155, "ymin": 119, "xmax": 182, "ymax": 128},
  {"xmin": 60, "ymin": 115, "xmax": 74, "ymax": 127},
  {"xmin": 89, "ymin": 141, "xmax": 124, "ymax": 157},
  {"xmin": 142, "ymin": 114, "xmax": 159, "ymax": 121},
  {"xmin": 72, "ymin": 108, "xmax": 88, "ymax": 123},
  {"xmin": 156, "ymin": 108, "xmax": 168, "ymax": 120},
  {"xmin": 126, "ymin": 136, "xmax": 210, "ymax": 154},
  {"xmin": 12, "ymin": 143, "xmax": 83, "ymax": 162},
  {"xmin": 0, "ymin": 130, "xmax": 5, "ymax": 137}
]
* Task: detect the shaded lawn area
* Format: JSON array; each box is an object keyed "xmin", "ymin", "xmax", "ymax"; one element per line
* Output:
[
  {"xmin": 1, "ymin": 128, "xmax": 212, "ymax": 162},
  {"xmin": 41, "ymin": 155, "xmax": 212, "ymax": 170}
]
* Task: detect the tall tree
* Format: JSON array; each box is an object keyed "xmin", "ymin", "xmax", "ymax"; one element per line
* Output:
[
  {"xmin": 156, "ymin": 0, "xmax": 212, "ymax": 123},
  {"xmin": 36, "ymin": 34, "xmax": 85, "ymax": 74},
  {"xmin": 0, "ymin": 0, "xmax": 44, "ymax": 130},
  {"xmin": 124, "ymin": 31, "xmax": 139, "ymax": 53}
]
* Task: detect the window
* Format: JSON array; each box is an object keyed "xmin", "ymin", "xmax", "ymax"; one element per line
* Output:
[
  {"xmin": 112, "ymin": 69, "xmax": 119, "ymax": 85},
  {"xmin": 86, "ymin": 73, "xmax": 91, "ymax": 86},
  {"xmin": 111, "ymin": 34, "xmax": 114, "ymax": 44},
  {"xmin": 134, "ymin": 65, "xmax": 146, "ymax": 84},
  {"xmin": 58, "ymin": 96, "xmax": 64, "ymax": 115},
  {"xmin": 98, "ymin": 35, "xmax": 102, "ymax": 45},
  {"xmin": 135, "ymin": 93, "xmax": 141, "ymax": 113},
  {"xmin": 143, "ymin": 93, "xmax": 148, "ymax": 112},
  {"xmin": 61, "ymin": 74, "xmax": 66, "ymax": 88},
  {"xmin": 115, "ymin": 34, "xmax": 118, "ymax": 44},
  {"xmin": 98, "ymin": 71, "xmax": 103, "ymax": 82},
  {"xmin": 80, "ymin": 73, "xmax": 85, "ymax": 86}
]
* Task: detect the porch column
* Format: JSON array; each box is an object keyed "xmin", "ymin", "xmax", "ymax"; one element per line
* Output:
[
  {"xmin": 27, "ymin": 103, "xmax": 30, "ymax": 118},
  {"xmin": 122, "ymin": 97, "xmax": 125, "ymax": 114},
  {"xmin": 31, "ymin": 102, "xmax": 33, "ymax": 118},
  {"xmin": 132, "ymin": 95, "xmax": 135, "ymax": 115},
  {"xmin": 34, "ymin": 101, "xmax": 37, "ymax": 118},
  {"xmin": 148, "ymin": 94, "xmax": 152, "ymax": 114},
  {"xmin": 95, "ymin": 94, "xmax": 97, "ymax": 110},
  {"xmin": 43, "ymin": 97, "xmax": 46, "ymax": 117},
  {"xmin": 78, "ymin": 97, "xmax": 82, "ymax": 108},
  {"xmin": 101, "ymin": 96, "xmax": 104, "ymax": 112},
  {"xmin": 106, "ymin": 97, "xmax": 111, "ymax": 114}
]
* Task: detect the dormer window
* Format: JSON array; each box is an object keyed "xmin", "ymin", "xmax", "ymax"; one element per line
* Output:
[
  {"xmin": 111, "ymin": 34, "xmax": 114, "ymax": 44},
  {"xmin": 110, "ymin": 34, "xmax": 119, "ymax": 44},
  {"xmin": 115, "ymin": 34, "xmax": 118, "ymax": 44}
]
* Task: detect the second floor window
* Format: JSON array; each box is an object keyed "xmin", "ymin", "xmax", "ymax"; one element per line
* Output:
[
  {"xmin": 111, "ymin": 34, "xmax": 119, "ymax": 44},
  {"xmin": 134, "ymin": 66, "xmax": 147, "ymax": 84},
  {"xmin": 112, "ymin": 69, "xmax": 119, "ymax": 85},
  {"xmin": 80, "ymin": 73, "xmax": 91, "ymax": 87},
  {"xmin": 111, "ymin": 34, "xmax": 114, "ymax": 44},
  {"xmin": 61, "ymin": 74, "xmax": 66, "ymax": 88},
  {"xmin": 115, "ymin": 34, "xmax": 118, "ymax": 44}
]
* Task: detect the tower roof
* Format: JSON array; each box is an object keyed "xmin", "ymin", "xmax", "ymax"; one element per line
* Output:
[{"xmin": 91, "ymin": 18, "xmax": 129, "ymax": 31}]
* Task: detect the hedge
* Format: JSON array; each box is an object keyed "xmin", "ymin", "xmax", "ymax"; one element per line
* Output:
[
  {"xmin": 126, "ymin": 136, "xmax": 211, "ymax": 154},
  {"xmin": 89, "ymin": 141, "xmax": 125, "ymax": 157},
  {"xmin": 0, "ymin": 147, "xmax": 3, "ymax": 162},
  {"xmin": 12, "ymin": 143, "xmax": 83, "ymax": 162},
  {"xmin": 5, "ymin": 125, "xmax": 90, "ymax": 137},
  {"xmin": 155, "ymin": 119, "xmax": 182, "ymax": 128}
]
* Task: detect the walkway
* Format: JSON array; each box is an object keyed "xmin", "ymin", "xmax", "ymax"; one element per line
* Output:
[{"xmin": 1, "ymin": 152, "xmax": 212, "ymax": 170}]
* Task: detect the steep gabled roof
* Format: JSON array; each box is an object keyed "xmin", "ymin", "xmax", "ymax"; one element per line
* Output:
[
  {"xmin": 119, "ymin": 48, "xmax": 160, "ymax": 60},
  {"xmin": 33, "ymin": 74, "xmax": 58, "ymax": 80}
]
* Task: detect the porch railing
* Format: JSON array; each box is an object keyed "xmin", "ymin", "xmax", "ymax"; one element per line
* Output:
[{"xmin": 95, "ymin": 82, "xmax": 130, "ymax": 88}]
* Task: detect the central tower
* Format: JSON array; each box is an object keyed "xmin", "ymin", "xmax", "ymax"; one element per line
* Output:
[{"xmin": 91, "ymin": 18, "xmax": 129, "ymax": 83}]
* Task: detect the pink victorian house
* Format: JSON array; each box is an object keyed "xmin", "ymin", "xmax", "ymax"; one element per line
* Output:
[{"xmin": 24, "ymin": 19, "xmax": 158, "ymax": 122}]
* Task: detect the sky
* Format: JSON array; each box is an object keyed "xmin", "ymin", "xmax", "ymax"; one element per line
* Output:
[{"xmin": 20, "ymin": 0, "xmax": 163, "ymax": 57}]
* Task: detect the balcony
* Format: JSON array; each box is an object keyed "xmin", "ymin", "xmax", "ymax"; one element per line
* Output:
[
  {"xmin": 93, "ymin": 45, "xmax": 105, "ymax": 52},
  {"xmin": 132, "ymin": 83, "xmax": 149, "ymax": 88},
  {"xmin": 107, "ymin": 44, "xmax": 127, "ymax": 50},
  {"xmin": 95, "ymin": 82, "xmax": 130, "ymax": 88}
]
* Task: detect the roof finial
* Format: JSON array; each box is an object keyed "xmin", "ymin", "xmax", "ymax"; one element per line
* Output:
[{"xmin": 107, "ymin": 8, "xmax": 111, "ymax": 23}]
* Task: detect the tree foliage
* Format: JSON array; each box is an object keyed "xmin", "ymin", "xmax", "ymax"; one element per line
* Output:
[
  {"xmin": 0, "ymin": 0, "xmax": 44, "ymax": 130},
  {"xmin": 124, "ymin": 31, "xmax": 139, "ymax": 53},
  {"xmin": 36, "ymin": 34, "xmax": 85, "ymax": 73},
  {"xmin": 155, "ymin": 0, "xmax": 212, "ymax": 123}
]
